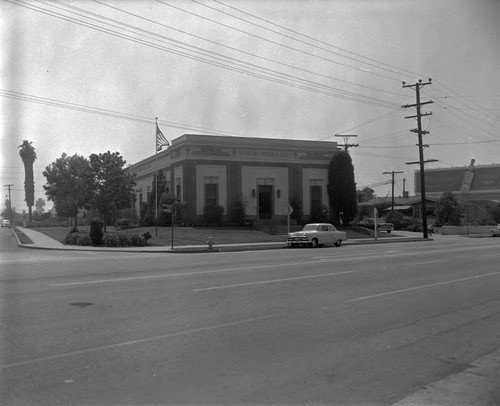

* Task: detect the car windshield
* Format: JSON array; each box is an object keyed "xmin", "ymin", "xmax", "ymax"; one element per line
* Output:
[{"xmin": 303, "ymin": 225, "xmax": 319, "ymax": 231}]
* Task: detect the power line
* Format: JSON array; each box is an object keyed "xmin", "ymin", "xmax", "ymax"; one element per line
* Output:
[
  {"xmin": 210, "ymin": 0, "xmax": 425, "ymax": 82},
  {"xmin": 93, "ymin": 0, "xmax": 406, "ymax": 99},
  {"xmin": 432, "ymin": 79, "xmax": 495, "ymax": 120},
  {"xmin": 9, "ymin": 0, "xmax": 398, "ymax": 108},
  {"xmin": 159, "ymin": 0, "xmax": 400, "ymax": 82},
  {"xmin": 0, "ymin": 89, "xmax": 251, "ymax": 137},
  {"xmin": 320, "ymin": 109, "xmax": 403, "ymax": 140}
]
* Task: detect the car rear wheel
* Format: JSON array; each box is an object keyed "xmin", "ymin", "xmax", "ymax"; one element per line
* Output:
[
  {"xmin": 310, "ymin": 238, "xmax": 318, "ymax": 248},
  {"xmin": 334, "ymin": 240, "xmax": 342, "ymax": 247}
]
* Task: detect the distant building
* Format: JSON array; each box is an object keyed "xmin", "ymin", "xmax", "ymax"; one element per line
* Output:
[
  {"xmin": 127, "ymin": 134, "xmax": 340, "ymax": 225},
  {"xmin": 357, "ymin": 195, "xmax": 437, "ymax": 219},
  {"xmin": 415, "ymin": 162, "xmax": 500, "ymax": 202}
]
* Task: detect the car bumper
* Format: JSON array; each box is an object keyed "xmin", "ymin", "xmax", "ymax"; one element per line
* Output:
[{"xmin": 287, "ymin": 239, "xmax": 312, "ymax": 246}]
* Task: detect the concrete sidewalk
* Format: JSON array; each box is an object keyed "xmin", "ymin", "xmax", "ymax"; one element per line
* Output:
[
  {"xmin": 12, "ymin": 226, "xmax": 431, "ymax": 253},
  {"xmin": 393, "ymin": 349, "xmax": 500, "ymax": 406}
]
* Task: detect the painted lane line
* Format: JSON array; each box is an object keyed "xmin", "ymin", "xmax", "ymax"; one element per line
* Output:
[
  {"xmin": 50, "ymin": 260, "xmax": 328, "ymax": 287},
  {"xmin": 0, "ymin": 313, "xmax": 281, "ymax": 370},
  {"xmin": 407, "ymin": 259, "xmax": 448, "ymax": 266},
  {"xmin": 50, "ymin": 244, "xmax": 495, "ymax": 287},
  {"xmin": 193, "ymin": 270, "xmax": 356, "ymax": 291},
  {"xmin": 346, "ymin": 271, "xmax": 500, "ymax": 303}
]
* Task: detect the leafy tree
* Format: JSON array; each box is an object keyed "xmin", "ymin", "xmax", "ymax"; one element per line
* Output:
[
  {"xmin": 357, "ymin": 187, "xmax": 375, "ymax": 203},
  {"xmin": 141, "ymin": 170, "xmax": 169, "ymax": 226},
  {"xmin": 89, "ymin": 151, "xmax": 136, "ymax": 231},
  {"xmin": 1, "ymin": 198, "xmax": 12, "ymax": 220},
  {"xmin": 327, "ymin": 151, "xmax": 357, "ymax": 224},
  {"xmin": 43, "ymin": 153, "xmax": 93, "ymax": 228},
  {"xmin": 18, "ymin": 140, "xmax": 37, "ymax": 222},
  {"xmin": 35, "ymin": 197, "xmax": 46, "ymax": 213},
  {"xmin": 434, "ymin": 191, "xmax": 461, "ymax": 226}
]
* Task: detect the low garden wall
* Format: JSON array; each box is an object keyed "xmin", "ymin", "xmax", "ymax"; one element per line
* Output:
[{"xmin": 440, "ymin": 225, "xmax": 495, "ymax": 235}]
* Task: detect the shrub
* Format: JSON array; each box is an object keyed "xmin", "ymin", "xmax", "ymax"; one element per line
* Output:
[
  {"xmin": 227, "ymin": 197, "xmax": 246, "ymax": 226},
  {"xmin": 118, "ymin": 233, "xmax": 130, "ymax": 247},
  {"xmin": 76, "ymin": 234, "xmax": 91, "ymax": 246},
  {"xmin": 103, "ymin": 233, "xmax": 120, "ymax": 247},
  {"xmin": 406, "ymin": 222, "xmax": 423, "ymax": 232},
  {"xmin": 63, "ymin": 231, "xmax": 91, "ymax": 246},
  {"xmin": 103, "ymin": 232, "xmax": 150, "ymax": 247},
  {"xmin": 203, "ymin": 205, "xmax": 224, "ymax": 226},
  {"xmin": 117, "ymin": 208, "xmax": 138, "ymax": 224},
  {"xmin": 89, "ymin": 218, "xmax": 104, "ymax": 245},
  {"xmin": 129, "ymin": 233, "xmax": 146, "ymax": 247},
  {"xmin": 114, "ymin": 218, "xmax": 130, "ymax": 229},
  {"xmin": 142, "ymin": 231, "xmax": 152, "ymax": 242},
  {"xmin": 63, "ymin": 232, "xmax": 78, "ymax": 245}
]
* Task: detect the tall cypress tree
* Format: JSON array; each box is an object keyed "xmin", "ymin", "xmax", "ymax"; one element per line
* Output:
[{"xmin": 327, "ymin": 151, "xmax": 357, "ymax": 225}]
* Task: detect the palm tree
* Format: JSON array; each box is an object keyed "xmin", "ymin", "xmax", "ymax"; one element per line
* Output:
[{"xmin": 18, "ymin": 140, "xmax": 37, "ymax": 222}]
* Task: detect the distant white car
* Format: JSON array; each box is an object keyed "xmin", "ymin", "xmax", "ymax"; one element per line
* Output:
[
  {"xmin": 1, "ymin": 219, "xmax": 11, "ymax": 228},
  {"xmin": 287, "ymin": 223, "xmax": 347, "ymax": 248}
]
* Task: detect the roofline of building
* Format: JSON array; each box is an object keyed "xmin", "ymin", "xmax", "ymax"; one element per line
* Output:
[{"xmin": 127, "ymin": 134, "xmax": 340, "ymax": 170}]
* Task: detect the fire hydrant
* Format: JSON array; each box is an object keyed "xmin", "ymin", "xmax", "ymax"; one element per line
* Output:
[{"xmin": 207, "ymin": 236, "xmax": 216, "ymax": 250}]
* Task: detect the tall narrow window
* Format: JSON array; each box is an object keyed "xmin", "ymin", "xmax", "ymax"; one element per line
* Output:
[
  {"xmin": 311, "ymin": 184, "xmax": 322, "ymax": 214},
  {"xmin": 204, "ymin": 177, "xmax": 219, "ymax": 207},
  {"xmin": 176, "ymin": 178, "xmax": 181, "ymax": 200},
  {"xmin": 205, "ymin": 183, "xmax": 218, "ymax": 207}
]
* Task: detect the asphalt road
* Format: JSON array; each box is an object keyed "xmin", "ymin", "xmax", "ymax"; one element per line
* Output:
[{"xmin": 1, "ymin": 227, "xmax": 500, "ymax": 405}]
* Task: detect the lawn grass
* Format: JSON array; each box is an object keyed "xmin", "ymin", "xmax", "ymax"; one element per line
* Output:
[
  {"xmin": 30, "ymin": 225, "xmax": 383, "ymax": 247},
  {"xmin": 31, "ymin": 226, "xmax": 287, "ymax": 246}
]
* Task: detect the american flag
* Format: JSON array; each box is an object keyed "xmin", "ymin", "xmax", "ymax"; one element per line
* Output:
[{"xmin": 156, "ymin": 122, "xmax": 170, "ymax": 152}]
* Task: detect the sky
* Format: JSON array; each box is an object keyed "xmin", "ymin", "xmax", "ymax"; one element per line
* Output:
[{"xmin": 1, "ymin": 0, "xmax": 499, "ymax": 213}]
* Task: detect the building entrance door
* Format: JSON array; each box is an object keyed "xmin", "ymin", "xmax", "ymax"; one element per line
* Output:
[{"xmin": 258, "ymin": 185, "xmax": 273, "ymax": 220}]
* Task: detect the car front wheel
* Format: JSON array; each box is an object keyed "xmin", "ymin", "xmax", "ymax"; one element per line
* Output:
[
  {"xmin": 310, "ymin": 238, "xmax": 318, "ymax": 248},
  {"xmin": 334, "ymin": 240, "xmax": 342, "ymax": 247}
]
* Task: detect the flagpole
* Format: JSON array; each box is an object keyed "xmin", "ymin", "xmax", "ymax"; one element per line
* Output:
[{"xmin": 155, "ymin": 117, "xmax": 158, "ymax": 238}]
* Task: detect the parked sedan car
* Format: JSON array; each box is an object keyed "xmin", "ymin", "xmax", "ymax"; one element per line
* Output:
[
  {"xmin": 1, "ymin": 219, "xmax": 11, "ymax": 228},
  {"xmin": 491, "ymin": 224, "xmax": 500, "ymax": 237},
  {"xmin": 287, "ymin": 223, "xmax": 347, "ymax": 248}
]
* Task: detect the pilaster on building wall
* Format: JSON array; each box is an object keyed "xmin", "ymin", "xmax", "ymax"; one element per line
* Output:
[{"xmin": 127, "ymin": 134, "xmax": 340, "ymax": 223}]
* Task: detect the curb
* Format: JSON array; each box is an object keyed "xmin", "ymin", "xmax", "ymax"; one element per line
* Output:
[{"xmin": 11, "ymin": 226, "xmax": 432, "ymax": 253}]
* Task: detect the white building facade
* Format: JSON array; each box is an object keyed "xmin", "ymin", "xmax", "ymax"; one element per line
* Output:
[{"xmin": 128, "ymin": 134, "xmax": 340, "ymax": 224}]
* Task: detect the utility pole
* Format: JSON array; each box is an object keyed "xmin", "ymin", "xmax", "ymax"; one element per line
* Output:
[
  {"xmin": 335, "ymin": 134, "xmax": 359, "ymax": 152},
  {"xmin": 4, "ymin": 184, "xmax": 14, "ymax": 225},
  {"xmin": 382, "ymin": 171, "xmax": 404, "ymax": 211},
  {"xmin": 402, "ymin": 79, "xmax": 437, "ymax": 239}
]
